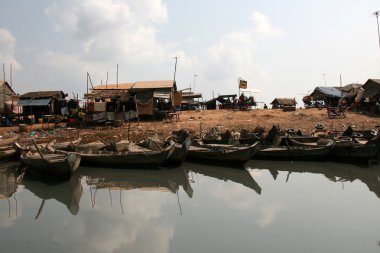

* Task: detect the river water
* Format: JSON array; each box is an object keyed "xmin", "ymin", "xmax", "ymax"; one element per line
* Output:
[{"xmin": 1, "ymin": 160, "xmax": 380, "ymax": 253}]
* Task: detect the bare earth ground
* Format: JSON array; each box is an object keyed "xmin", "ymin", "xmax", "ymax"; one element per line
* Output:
[{"xmin": 1, "ymin": 108, "xmax": 379, "ymax": 144}]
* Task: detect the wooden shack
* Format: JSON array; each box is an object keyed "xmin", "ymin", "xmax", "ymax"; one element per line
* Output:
[
  {"xmin": 361, "ymin": 79, "xmax": 380, "ymax": 101},
  {"xmin": 88, "ymin": 80, "xmax": 178, "ymax": 119},
  {"xmin": 18, "ymin": 91, "xmax": 67, "ymax": 120},
  {"xmin": 0, "ymin": 81, "xmax": 17, "ymax": 115},
  {"xmin": 270, "ymin": 98, "xmax": 297, "ymax": 109}
]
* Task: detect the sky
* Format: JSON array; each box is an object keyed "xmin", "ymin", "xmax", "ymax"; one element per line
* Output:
[{"xmin": 0, "ymin": 0, "xmax": 379, "ymax": 105}]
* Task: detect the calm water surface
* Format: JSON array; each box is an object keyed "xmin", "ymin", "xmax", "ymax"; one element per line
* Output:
[{"xmin": 1, "ymin": 160, "xmax": 380, "ymax": 253}]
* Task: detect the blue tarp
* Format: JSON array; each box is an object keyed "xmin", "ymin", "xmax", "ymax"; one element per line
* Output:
[{"xmin": 310, "ymin": 87, "xmax": 342, "ymax": 99}]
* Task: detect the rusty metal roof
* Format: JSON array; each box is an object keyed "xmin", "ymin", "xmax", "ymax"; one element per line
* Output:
[
  {"xmin": 92, "ymin": 80, "xmax": 175, "ymax": 90},
  {"xmin": 92, "ymin": 83, "xmax": 135, "ymax": 90}
]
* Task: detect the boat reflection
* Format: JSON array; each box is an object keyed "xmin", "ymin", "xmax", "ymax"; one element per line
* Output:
[
  {"xmin": 79, "ymin": 166, "xmax": 193, "ymax": 198},
  {"xmin": 184, "ymin": 162, "xmax": 262, "ymax": 194},
  {"xmin": 245, "ymin": 160, "xmax": 380, "ymax": 198},
  {"xmin": 22, "ymin": 173, "xmax": 83, "ymax": 217}
]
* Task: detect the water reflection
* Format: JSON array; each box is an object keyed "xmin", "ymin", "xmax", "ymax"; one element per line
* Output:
[
  {"xmin": 184, "ymin": 162, "xmax": 262, "ymax": 194},
  {"xmin": 2, "ymin": 161, "xmax": 380, "ymax": 252},
  {"xmin": 0, "ymin": 162, "xmax": 24, "ymax": 221},
  {"xmin": 22, "ymin": 173, "xmax": 83, "ymax": 216},
  {"xmin": 0, "ymin": 162, "xmax": 24, "ymax": 199},
  {"xmin": 80, "ymin": 166, "xmax": 193, "ymax": 199},
  {"xmin": 246, "ymin": 160, "xmax": 380, "ymax": 198}
]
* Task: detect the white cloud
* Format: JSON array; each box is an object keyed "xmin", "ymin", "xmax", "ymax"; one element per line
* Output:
[
  {"xmin": 201, "ymin": 11, "xmax": 283, "ymax": 98},
  {"xmin": 250, "ymin": 11, "xmax": 284, "ymax": 38},
  {"xmin": 0, "ymin": 28, "xmax": 21, "ymax": 73},
  {"xmin": 257, "ymin": 204, "xmax": 287, "ymax": 228},
  {"xmin": 40, "ymin": 0, "xmax": 172, "ymax": 88},
  {"xmin": 54, "ymin": 190, "xmax": 175, "ymax": 253}
]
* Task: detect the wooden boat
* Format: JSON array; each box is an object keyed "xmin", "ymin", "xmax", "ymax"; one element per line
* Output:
[
  {"xmin": 202, "ymin": 129, "xmax": 260, "ymax": 145},
  {"xmin": 187, "ymin": 140, "xmax": 259, "ymax": 165},
  {"xmin": 255, "ymin": 137, "xmax": 335, "ymax": 160},
  {"xmin": 138, "ymin": 130, "xmax": 193, "ymax": 166},
  {"xmin": 0, "ymin": 145, "xmax": 20, "ymax": 160},
  {"xmin": 20, "ymin": 141, "xmax": 81, "ymax": 180},
  {"xmin": 52, "ymin": 138, "xmax": 82, "ymax": 151},
  {"xmin": 0, "ymin": 136, "xmax": 18, "ymax": 146},
  {"xmin": 328, "ymin": 139, "xmax": 379, "ymax": 161},
  {"xmin": 74, "ymin": 140, "xmax": 107, "ymax": 152},
  {"xmin": 273, "ymin": 132, "xmax": 379, "ymax": 162},
  {"xmin": 78, "ymin": 141, "xmax": 175, "ymax": 168}
]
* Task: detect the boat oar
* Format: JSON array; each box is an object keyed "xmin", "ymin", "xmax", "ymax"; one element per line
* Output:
[{"xmin": 32, "ymin": 139, "xmax": 44, "ymax": 159}]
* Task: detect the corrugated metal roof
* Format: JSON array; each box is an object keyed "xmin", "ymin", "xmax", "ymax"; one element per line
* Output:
[
  {"xmin": 20, "ymin": 91, "xmax": 65, "ymax": 99},
  {"xmin": 133, "ymin": 80, "xmax": 174, "ymax": 89},
  {"xmin": 18, "ymin": 98, "xmax": 52, "ymax": 106},
  {"xmin": 92, "ymin": 83, "xmax": 135, "ymax": 90},
  {"xmin": 92, "ymin": 80, "xmax": 175, "ymax": 90}
]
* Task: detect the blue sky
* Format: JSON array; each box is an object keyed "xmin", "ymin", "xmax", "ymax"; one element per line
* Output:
[{"xmin": 0, "ymin": 0, "xmax": 379, "ymax": 105}]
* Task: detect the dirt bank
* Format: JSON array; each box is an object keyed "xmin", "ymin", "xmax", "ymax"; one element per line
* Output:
[{"xmin": 1, "ymin": 108, "xmax": 379, "ymax": 143}]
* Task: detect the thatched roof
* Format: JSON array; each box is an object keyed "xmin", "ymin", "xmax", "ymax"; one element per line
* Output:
[
  {"xmin": 270, "ymin": 98, "xmax": 297, "ymax": 106},
  {"xmin": 20, "ymin": 91, "xmax": 66, "ymax": 99}
]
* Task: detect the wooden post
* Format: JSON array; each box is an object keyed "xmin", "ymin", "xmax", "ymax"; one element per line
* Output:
[
  {"xmin": 32, "ymin": 139, "xmax": 44, "ymax": 159},
  {"xmin": 127, "ymin": 113, "xmax": 131, "ymax": 142}
]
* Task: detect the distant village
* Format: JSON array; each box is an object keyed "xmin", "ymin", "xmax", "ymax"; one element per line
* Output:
[{"xmin": 0, "ymin": 77, "xmax": 379, "ymax": 127}]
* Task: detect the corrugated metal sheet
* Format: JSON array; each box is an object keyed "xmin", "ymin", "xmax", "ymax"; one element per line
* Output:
[
  {"xmin": 18, "ymin": 98, "xmax": 52, "ymax": 106},
  {"xmin": 132, "ymin": 80, "xmax": 174, "ymax": 89},
  {"xmin": 92, "ymin": 80, "xmax": 175, "ymax": 90},
  {"xmin": 92, "ymin": 83, "xmax": 135, "ymax": 90}
]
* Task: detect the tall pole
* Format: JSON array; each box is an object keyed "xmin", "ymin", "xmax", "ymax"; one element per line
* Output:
[
  {"xmin": 323, "ymin": 74, "xmax": 327, "ymax": 86},
  {"xmin": 374, "ymin": 11, "xmax": 380, "ymax": 49},
  {"xmin": 10, "ymin": 63, "xmax": 12, "ymax": 87},
  {"xmin": 86, "ymin": 72, "xmax": 89, "ymax": 113},
  {"xmin": 116, "ymin": 64, "xmax": 119, "ymax": 90},
  {"xmin": 173, "ymin": 56, "xmax": 178, "ymax": 82},
  {"xmin": 193, "ymin": 73, "xmax": 197, "ymax": 93}
]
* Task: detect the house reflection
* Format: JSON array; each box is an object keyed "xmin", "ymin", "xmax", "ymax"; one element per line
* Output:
[
  {"xmin": 0, "ymin": 162, "xmax": 24, "ymax": 199},
  {"xmin": 0, "ymin": 162, "xmax": 25, "ymax": 219}
]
